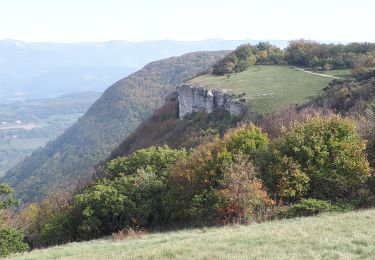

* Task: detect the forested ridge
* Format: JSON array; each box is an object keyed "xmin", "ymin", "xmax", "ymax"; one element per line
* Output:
[{"xmin": 1, "ymin": 51, "xmax": 229, "ymax": 203}]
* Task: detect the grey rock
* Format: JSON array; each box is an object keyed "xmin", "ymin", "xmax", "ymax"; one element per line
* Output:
[{"xmin": 177, "ymin": 84, "xmax": 244, "ymax": 119}]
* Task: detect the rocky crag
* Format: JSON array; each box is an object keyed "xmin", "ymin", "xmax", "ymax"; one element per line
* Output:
[{"xmin": 177, "ymin": 84, "xmax": 244, "ymax": 119}]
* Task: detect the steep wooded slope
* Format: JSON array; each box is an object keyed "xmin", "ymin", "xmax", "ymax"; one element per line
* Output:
[{"xmin": 2, "ymin": 51, "xmax": 228, "ymax": 202}]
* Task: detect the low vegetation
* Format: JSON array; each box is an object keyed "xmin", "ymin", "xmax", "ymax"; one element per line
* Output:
[
  {"xmin": 9, "ymin": 209, "xmax": 375, "ymax": 259},
  {"xmin": 0, "ymin": 184, "xmax": 29, "ymax": 256},
  {"xmin": 5, "ymin": 113, "xmax": 373, "ymax": 252}
]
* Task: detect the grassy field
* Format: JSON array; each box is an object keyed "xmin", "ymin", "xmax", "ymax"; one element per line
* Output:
[
  {"xmin": 9, "ymin": 209, "xmax": 375, "ymax": 260},
  {"xmin": 188, "ymin": 65, "xmax": 336, "ymax": 115}
]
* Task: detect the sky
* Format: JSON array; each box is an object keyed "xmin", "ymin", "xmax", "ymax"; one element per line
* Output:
[{"xmin": 0, "ymin": 0, "xmax": 373, "ymax": 43}]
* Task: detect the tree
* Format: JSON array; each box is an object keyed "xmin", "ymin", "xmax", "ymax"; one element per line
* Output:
[
  {"xmin": 0, "ymin": 183, "xmax": 19, "ymax": 210},
  {"xmin": 219, "ymin": 155, "xmax": 273, "ymax": 223},
  {"xmin": 69, "ymin": 146, "xmax": 187, "ymax": 239},
  {"xmin": 264, "ymin": 116, "xmax": 371, "ymax": 202},
  {"xmin": 0, "ymin": 183, "xmax": 29, "ymax": 256},
  {"xmin": 165, "ymin": 124, "xmax": 270, "ymax": 224}
]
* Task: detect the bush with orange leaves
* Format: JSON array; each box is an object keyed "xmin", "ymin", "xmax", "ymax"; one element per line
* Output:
[
  {"xmin": 163, "ymin": 124, "xmax": 272, "ymax": 224},
  {"xmin": 219, "ymin": 155, "xmax": 274, "ymax": 224}
]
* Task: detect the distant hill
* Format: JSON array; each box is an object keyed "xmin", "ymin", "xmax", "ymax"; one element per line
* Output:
[
  {"xmin": 0, "ymin": 39, "xmax": 288, "ymax": 101},
  {"xmin": 1, "ymin": 51, "xmax": 228, "ymax": 202}
]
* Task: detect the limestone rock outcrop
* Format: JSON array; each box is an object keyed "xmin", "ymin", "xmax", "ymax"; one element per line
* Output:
[{"xmin": 177, "ymin": 84, "xmax": 244, "ymax": 119}]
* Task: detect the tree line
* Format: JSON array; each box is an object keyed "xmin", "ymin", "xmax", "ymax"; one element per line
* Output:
[{"xmin": 212, "ymin": 40, "xmax": 375, "ymax": 75}]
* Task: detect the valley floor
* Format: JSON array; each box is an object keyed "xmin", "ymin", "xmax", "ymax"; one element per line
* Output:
[{"xmin": 9, "ymin": 209, "xmax": 375, "ymax": 260}]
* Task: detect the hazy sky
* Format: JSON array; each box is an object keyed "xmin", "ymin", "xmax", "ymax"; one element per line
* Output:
[{"xmin": 0, "ymin": 0, "xmax": 373, "ymax": 43}]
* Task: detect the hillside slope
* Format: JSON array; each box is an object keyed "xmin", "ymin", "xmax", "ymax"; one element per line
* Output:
[
  {"xmin": 108, "ymin": 94, "xmax": 240, "ymax": 160},
  {"xmin": 2, "ymin": 51, "xmax": 228, "ymax": 202},
  {"xmin": 9, "ymin": 209, "xmax": 375, "ymax": 259}
]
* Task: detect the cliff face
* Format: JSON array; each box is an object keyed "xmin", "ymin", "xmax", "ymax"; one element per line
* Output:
[{"xmin": 177, "ymin": 84, "xmax": 244, "ymax": 119}]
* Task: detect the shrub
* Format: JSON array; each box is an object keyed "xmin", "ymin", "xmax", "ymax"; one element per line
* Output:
[
  {"xmin": 212, "ymin": 43, "xmax": 284, "ymax": 75},
  {"xmin": 275, "ymin": 199, "xmax": 338, "ymax": 219},
  {"xmin": 219, "ymin": 155, "xmax": 274, "ymax": 224},
  {"xmin": 165, "ymin": 125, "xmax": 271, "ymax": 224},
  {"xmin": 0, "ymin": 183, "xmax": 29, "ymax": 256},
  {"xmin": 357, "ymin": 115, "xmax": 375, "ymax": 167},
  {"xmin": 224, "ymin": 124, "xmax": 269, "ymax": 157},
  {"xmin": 71, "ymin": 146, "xmax": 187, "ymax": 239},
  {"xmin": 11, "ymin": 191, "xmax": 73, "ymax": 248},
  {"xmin": 264, "ymin": 115, "xmax": 371, "ymax": 202},
  {"xmin": 39, "ymin": 210, "xmax": 77, "ymax": 246},
  {"xmin": 0, "ymin": 228, "xmax": 29, "ymax": 257},
  {"xmin": 163, "ymin": 138, "xmax": 230, "ymax": 223},
  {"xmin": 103, "ymin": 145, "xmax": 187, "ymax": 179},
  {"xmin": 190, "ymin": 187, "xmax": 223, "ymax": 224},
  {"xmin": 0, "ymin": 183, "xmax": 20, "ymax": 210},
  {"xmin": 111, "ymin": 227, "xmax": 146, "ymax": 242}
]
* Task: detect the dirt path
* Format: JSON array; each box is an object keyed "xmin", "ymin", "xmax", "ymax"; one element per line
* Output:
[{"xmin": 290, "ymin": 66, "xmax": 342, "ymax": 79}]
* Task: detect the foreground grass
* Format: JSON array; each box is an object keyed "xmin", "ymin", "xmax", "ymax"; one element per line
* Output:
[
  {"xmin": 188, "ymin": 65, "xmax": 335, "ymax": 115},
  {"xmin": 9, "ymin": 209, "xmax": 375, "ymax": 259}
]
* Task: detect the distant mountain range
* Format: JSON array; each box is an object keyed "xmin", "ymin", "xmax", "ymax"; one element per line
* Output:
[{"xmin": 0, "ymin": 39, "xmax": 288, "ymax": 101}]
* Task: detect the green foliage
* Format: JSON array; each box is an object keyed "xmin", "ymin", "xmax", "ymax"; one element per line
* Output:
[
  {"xmin": 103, "ymin": 145, "xmax": 187, "ymax": 180},
  {"xmin": 0, "ymin": 228, "xmax": 29, "ymax": 257},
  {"xmin": 314, "ymin": 69, "xmax": 375, "ymax": 115},
  {"xmin": 224, "ymin": 124, "xmax": 269, "ymax": 157},
  {"xmin": 267, "ymin": 156, "xmax": 310, "ymax": 199},
  {"xmin": 66, "ymin": 146, "xmax": 187, "ymax": 239},
  {"xmin": 285, "ymin": 39, "xmax": 375, "ymax": 70},
  {"xmin": 212, "ymin": 43, "xmax": 284, "ymax": 75},
  {"xmin": 165, "ymin": 124, "xmax": 271, "ymax": 224},
  {"xmin": 38, "ymin": 211, "xmax": 74, "ymax": 246},
  {"xmin": 276, "ymin": 199, "xmax": 338, "ymax": 219},
  {"xmin": 312, "ymin": 69, "xmax": 375, "ymax": 166},
  {"xmin": 0, "ymin": 183, "xmax": 20, "ymax": 210},
  {"xmin": 190, "ymin": 187, "xmax": 222, "ymax": 224},
  {"xmin": 0, "ymin": 183, "xmax": 28, "ymax": 256},
  {"xmin": 264, "ymin": 116, "xmax": 371, "ymax": 202}
]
